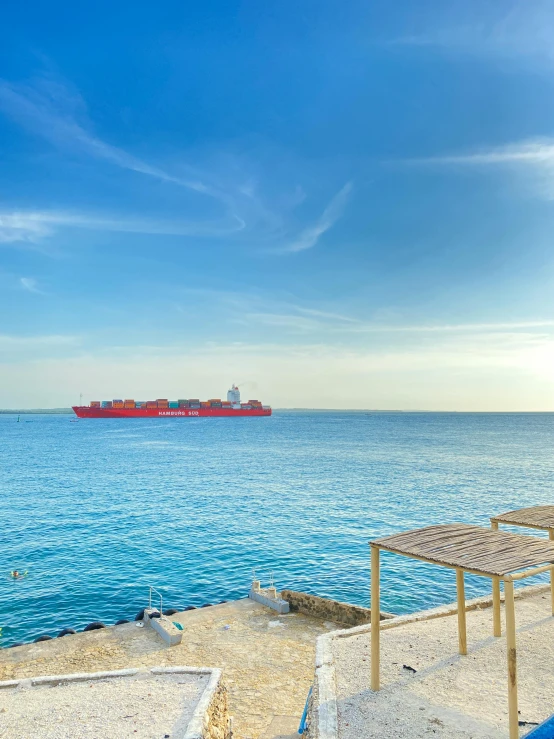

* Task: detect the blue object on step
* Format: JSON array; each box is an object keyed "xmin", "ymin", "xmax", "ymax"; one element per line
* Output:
[
  {"xmin": 298, "ymin": 686, "xmax": 313, "ymax": 735},
  {"xmin": 172, "ymin": 622, "xmax": 183, "ymax": 631},
  {"xmin": 524, "ymin": 714, "xmax": 554, "ymax": 738}
]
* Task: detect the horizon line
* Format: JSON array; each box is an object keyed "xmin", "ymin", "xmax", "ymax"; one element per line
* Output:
[{"xmin": 1, "ymin": 408, "xmax": 553, "ymax": 414}]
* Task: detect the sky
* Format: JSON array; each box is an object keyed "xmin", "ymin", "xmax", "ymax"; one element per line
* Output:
[{"xmin": 1, "ymin": 0, "xmax": 554, "ymax": 410}]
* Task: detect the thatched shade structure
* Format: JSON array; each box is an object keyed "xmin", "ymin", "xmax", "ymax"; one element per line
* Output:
[
  {"xmin": 491, "ymin": 505, "xmax": 554, "ymax": 531},
  {"xmin": 369, "ymin": 523, "xmax": 554, "ymax": 739},
  {"xmin": 490, "ymin": 505, "xmax": 554, "ymax": 643}
]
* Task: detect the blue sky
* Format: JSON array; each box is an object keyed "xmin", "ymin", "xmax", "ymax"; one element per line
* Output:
[{"xmin": 1, "ymin": 0, "xmax": 554, "ymax": 409}]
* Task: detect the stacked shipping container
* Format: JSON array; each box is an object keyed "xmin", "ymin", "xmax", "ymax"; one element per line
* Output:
[
  {"xmin": 75, "ymin": 386, "xmax": 271, "ymax": 418},
  {"xmin": 90, "ymin": 395, "xmax": 268, "ymax": 412}
]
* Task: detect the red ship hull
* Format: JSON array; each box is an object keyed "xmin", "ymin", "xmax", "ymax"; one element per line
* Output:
[{"xmin": 72, "ymin": 406, "xmax": 272, "ymax": 419}]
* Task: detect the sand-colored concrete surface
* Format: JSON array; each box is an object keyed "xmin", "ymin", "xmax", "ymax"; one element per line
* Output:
[
  {"xmin": 331, "ymin": 587, "xmax": 554, "ymax": 738},
  {"xmin": 0, "ymin": 599, "xmax": 335, "ymax": 739},
  {"xmin": 0, "ymin": 669, "xmax": 209, "ymax": 739}
]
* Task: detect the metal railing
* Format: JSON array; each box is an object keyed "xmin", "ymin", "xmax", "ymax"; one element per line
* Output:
[{"xmin": 148, "ymin": 586, "xmax": 163, "ymax": 616}]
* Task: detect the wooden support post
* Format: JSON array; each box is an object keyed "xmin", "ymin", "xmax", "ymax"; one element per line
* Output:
[
  {"xmin": 504, "ymin": 579, "xmax": 518, "ymax": 739},
  {"xmin": 370, "ymin": 545, "xmax": 380, "ymax": 691},
  {"xmin": 492, "ymin": 577, "xmax": 502, "ymax": 637},
  {"xmin": 550, "ymin": 530, "xmax": 554, "ymax": 617},
  {"xmin": 456, "ymin": 569, "xmax": 467, "ymax": 656},
  {"xmin": 491, "ymin": 520, "xmax": 501, "ymax": 637},
  {"xmin": 548, "ymin": 529, "xmax": 554, "ymax": 616}
]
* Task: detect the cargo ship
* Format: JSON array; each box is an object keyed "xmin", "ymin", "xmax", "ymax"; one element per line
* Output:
[{"xmin": 72, "ymin": 385, "xmax": 272, "ymax": 418}]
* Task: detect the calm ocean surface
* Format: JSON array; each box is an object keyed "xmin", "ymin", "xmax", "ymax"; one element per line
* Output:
[{"xmin": 1, "ymin": 411, "xmax": 553, "ymax": 646}]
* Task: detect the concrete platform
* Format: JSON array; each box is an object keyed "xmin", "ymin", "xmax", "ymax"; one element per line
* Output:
[
  {"xmin": 311, "ymin": 585, "xmax": 554, "ymax": 739},
  {"xmin": 0, "ymin": 666, "xmax": 222, "ymax": 739},
  {"xmin": 0, "ymin": 599, "xmax": 337, "ymax": 739}
]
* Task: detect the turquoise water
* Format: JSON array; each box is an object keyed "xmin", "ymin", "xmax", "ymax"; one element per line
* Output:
[{"xmin": 1, "ymin": 412, "xmax": 553, "ymax": 646}]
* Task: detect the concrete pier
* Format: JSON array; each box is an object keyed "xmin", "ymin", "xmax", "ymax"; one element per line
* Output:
[{"xmin": 0, "ymin": 598, "xmax": 338, "ymax": 739}]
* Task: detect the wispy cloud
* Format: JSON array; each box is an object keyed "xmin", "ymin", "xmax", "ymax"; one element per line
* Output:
[
  {"xmin": 0, "ymin": 190, "xmax": 349, "ymax": 250},
  {"xmin": 245, "ymin": 304, "xmax": 362, "ymax": 331},
  {"xmin": 0, "ymin": 209, "xmax": 246, "ymax": 245},
  {"xmin": 174, "ymin": 286, "xmax": 554, "ymax": 338},
  {"xmin": 406, "ymin": 139, "xmax": 554, "ymax": 167},
  {"xmin": 0, "ymin": 72, "xmax": 358, "ymax": 254},
  {"xmin": 276, "ymin": 182, "xmax": 352, "ymax": 253},
  {"xmin": 0, "ymin": 212, "xmax": 53, "ymax": 243},
  {"xmin": 0, "ymin": 76, "xmax": 219, "ymax": 197},
  {"xmin": 389, "ymin": 2, "xmax": 554, "ymax": 65},
  {"xmin": 178, "ymin": 288, "xmax": 364, "ymax": 328},
  {"xmin": 0, "ymin": 333, "xmax": 79, "ymax": 349},
  {"xmin": 400, "ymin": 138, "xmax": 554, "ymax": 200},
  {"xmin": 244, "ymin": 312, "xmax": 325, "ymax": 332},
  {"xmin": 293, "ymin": 306, "xmax": 361, "ymax": 323},
  {"xmin": 353, "ymin": 319, "xmax": 554, "ymax": 334},
  {"xmin": 246, "ymin": 310, "xmax": 554, "ymax": 335},
  {"xmin": 20, "ymin": 277, "xmax": 43, "ymax": 294}
]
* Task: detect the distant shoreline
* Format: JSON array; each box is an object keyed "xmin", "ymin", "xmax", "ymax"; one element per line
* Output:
[
  {"xmin": 1, "ymin": 408, "xmax": 552, "ymax": 414},
  {"xmin": 0, "ymin": 409, "xmax": 74, "ymax": 414}
]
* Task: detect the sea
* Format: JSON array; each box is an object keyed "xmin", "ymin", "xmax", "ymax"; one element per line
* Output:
[{"xmin": 1, "ymin": 411, "xmax": 553, "ymax": 646}]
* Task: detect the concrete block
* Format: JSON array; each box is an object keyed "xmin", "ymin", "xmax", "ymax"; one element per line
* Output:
[
  {"xmin": 248, "ymin": 588, "xmax": 290, "ymax": 614},
  {"xmin": 144, "ymin": 608, "xmax": 183, "ymax": 646}
]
